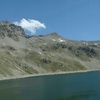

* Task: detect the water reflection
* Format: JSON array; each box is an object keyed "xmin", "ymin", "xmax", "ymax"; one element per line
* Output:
[
  {"xmin": 0, "ymin": 71, "xmax": 100, "ymax": 100},
  {"xmin": 58, "ymin": 94, "xmax": 100, "ymax": 100}
]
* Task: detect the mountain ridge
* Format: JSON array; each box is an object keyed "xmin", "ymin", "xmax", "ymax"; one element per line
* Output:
[{"xmin": 0, "ymin": 21, "xmax": 100, "ymax": 78}]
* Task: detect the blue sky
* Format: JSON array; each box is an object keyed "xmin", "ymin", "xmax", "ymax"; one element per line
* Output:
[{"xmin": 0, "ymin": 0, "xmax": 100, "ymax": 40}]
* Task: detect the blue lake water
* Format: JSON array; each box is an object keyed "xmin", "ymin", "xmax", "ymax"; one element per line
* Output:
[{"xmin": 0, "ymin": 70, "xmax": 100, "ymax": 100}]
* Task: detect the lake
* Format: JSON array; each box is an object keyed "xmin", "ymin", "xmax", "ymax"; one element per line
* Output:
[{"xmin": 0, "ymin": 70, "xmax": 100, "ymax": 100}]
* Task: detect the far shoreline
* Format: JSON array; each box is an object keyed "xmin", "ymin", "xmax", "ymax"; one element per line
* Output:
[{"xmin": 0, "ymin": 69, "xmax": 100, "ymax": 81}]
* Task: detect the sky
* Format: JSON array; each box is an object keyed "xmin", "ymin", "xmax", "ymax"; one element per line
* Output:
[{"xmin": 0, "ymin": 0, "xmax": 100, "ymax": 40}]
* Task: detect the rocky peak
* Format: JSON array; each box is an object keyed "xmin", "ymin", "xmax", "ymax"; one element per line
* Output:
[
  {"xmin": 0, "ymin": 20, "xmax": 11, "ymax": 25},
  {"xmin": 47, "ymin": 32, "xmax": 59, "ymax": 36},
  {"xmin": 0, "ymin": 21, "xmax": 26, "ymax": 41}
]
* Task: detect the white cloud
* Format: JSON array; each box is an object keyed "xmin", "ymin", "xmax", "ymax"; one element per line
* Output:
[{"xmin": 13, "ymin": 18, "xmax": 46, "ymax": 35}]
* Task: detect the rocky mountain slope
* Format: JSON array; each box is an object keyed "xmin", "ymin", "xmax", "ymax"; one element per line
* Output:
[{"xmin": 0, "ymin": 21, "xmax": 100, "ymax": 78}]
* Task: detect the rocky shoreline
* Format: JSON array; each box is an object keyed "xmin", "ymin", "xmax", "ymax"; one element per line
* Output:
[{"xmin": 0, "ymin": 69, "xmax": 100, "ymax": 81}]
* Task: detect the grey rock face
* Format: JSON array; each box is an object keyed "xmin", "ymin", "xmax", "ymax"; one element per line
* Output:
[{"xmin": 0, "ymin": 21, "xmax": 26, "ymax": 41}]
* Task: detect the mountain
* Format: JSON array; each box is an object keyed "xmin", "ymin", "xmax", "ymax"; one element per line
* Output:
[{"xmin": 0, "ymin": 21, "xmax": 100, "ymax": 78}]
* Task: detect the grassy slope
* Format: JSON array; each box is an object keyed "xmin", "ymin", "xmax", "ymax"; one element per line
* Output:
[{"xmin": 0, "ymin": 23, "xmax": 100, "ymax": 78}]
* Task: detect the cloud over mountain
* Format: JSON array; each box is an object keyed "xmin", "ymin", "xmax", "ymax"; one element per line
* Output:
[{"xmin": 13, "ymin": 18, "xmax": 46, "ymax": 35}]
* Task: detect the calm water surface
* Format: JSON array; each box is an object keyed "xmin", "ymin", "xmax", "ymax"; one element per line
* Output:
[{"xmin": 0, "ymin": 71, "xmax": 100, "ymax": 100}]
